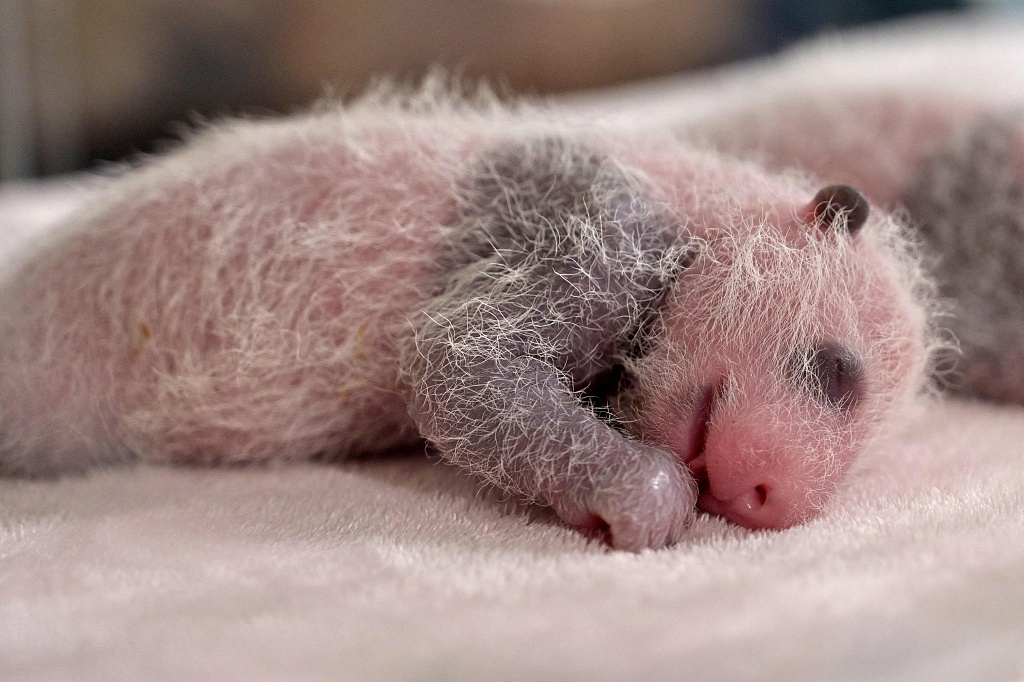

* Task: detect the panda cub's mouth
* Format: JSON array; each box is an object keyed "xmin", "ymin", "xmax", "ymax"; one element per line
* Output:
[{"xmin": 684, "ymin": 383, "xmax": 721, "ymax": 493}]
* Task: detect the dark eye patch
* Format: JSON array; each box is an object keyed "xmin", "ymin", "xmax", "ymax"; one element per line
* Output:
[{"xmin": 790, "ymin": 342, "xmax": 865, "ymax": 410}]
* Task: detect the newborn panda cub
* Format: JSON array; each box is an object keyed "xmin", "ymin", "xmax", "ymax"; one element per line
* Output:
[{"xmin": 0, "ymin": 99, "xmax": 933, "ymax": 550}]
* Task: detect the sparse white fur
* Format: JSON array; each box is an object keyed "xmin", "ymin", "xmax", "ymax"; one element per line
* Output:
[
  {"xmin": 0, "ymin": 82, "xmax": 937, "ymax": 548},
  {"xmin": 677, "ymin": 87, "xmax": 1024, "ymax": 403},
  {"xmin": 630, "ymin": 203, "xmax": 937, "ymax": 501}
]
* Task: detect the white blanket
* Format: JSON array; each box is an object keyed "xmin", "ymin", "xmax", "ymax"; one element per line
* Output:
[{"xmin": 2, "ymin": 14, "xmax": 1024, "ymax": 681}]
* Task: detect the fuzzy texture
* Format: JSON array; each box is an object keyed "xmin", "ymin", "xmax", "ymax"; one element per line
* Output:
[
  {"xmin": 403, "ymin": 138, "xmax": 697, "ymax": 548},
  {"xmin": 623, "ymin": 200, "xmax": 933, "ymax": 524},
  {"xmin": 902, "ymin": 117, "xmax": 1024, "ymax": 402},
  {"xmin": 0, "ymin": 85, "xmax": 936, "ymax": 549},
  {"xmin": 679, "ymin": 90, "xmax": 1024, "ymax": 404}
]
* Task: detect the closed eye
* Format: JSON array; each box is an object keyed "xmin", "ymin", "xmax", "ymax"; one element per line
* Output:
[{"xmin": 790, "ymin": 342, "xmax": 865, "ymax": 411}]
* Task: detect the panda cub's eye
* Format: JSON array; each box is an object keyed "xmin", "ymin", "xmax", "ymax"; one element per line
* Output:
[{"xmin": 790, "ymin": 343, "xmax": 864, "ymax": 410}]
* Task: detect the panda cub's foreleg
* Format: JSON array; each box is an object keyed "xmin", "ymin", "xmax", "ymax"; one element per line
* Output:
[{"xmin": 402, "ymin": 138, "xmax": 696, "ymax": 550}]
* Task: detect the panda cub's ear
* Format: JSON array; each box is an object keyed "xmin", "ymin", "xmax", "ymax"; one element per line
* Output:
[{"xmin": 805, "ymin": 184, "xmax": 870, "ymax": 236}]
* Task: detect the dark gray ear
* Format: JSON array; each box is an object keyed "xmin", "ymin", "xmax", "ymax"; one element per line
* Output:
[{"xmin": 806, "ymin": 184, "xmax": 870, "ymax": 235}]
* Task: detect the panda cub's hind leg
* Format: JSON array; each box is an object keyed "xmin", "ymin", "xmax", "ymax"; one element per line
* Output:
[{"xmin": 902, "ymin": 116, "xmax": 1024, "ymax": 403}]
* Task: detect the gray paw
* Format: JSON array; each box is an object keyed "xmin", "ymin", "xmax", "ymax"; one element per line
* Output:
[{"xmin": 553, "ymin": 446, "xmax": 697, "ymax": 551}]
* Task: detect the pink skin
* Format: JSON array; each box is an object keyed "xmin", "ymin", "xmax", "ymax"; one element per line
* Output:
[
  {"xmin": 610, "ymin": 150, "xmax": 927, "ymax": 530},
  {"xmin": 639, "ymin": 229, "xmax": 923, "ymax": 531},
  {"xmin": 0, "ymin": 115, "xmax": 927, "ymax": 548},
  {"xmin": 0, "ymin": 120, "xmax": 466, "ymax": 471},
  {"xmin": 647, "ymin": 363, "xmax": 855, "ymax": 529},
  {"xmin": 647, "ymin": 94, "xmax": 1024, "ymax": 529},
  {"xmin": 689, "ymin": 95, "xmax": 1024, "ymax": 411}
]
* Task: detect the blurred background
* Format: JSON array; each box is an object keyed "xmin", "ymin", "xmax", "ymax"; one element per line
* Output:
[{"xmin": 2, "ymin": 0, "xmax": 1021, "ymax": 179}]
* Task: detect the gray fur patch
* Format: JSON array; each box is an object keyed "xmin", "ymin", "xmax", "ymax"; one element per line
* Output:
[
  {"xmin": 399, "ymin": 136, "xmax": 697, "ymax": 548},
  {"xmin": 438, "ymin": 137, "xmax": 691, "ymax": 386},
  {"xmin": 901, "ymin": 116, "xmax": 1024, "ymax": 402}
]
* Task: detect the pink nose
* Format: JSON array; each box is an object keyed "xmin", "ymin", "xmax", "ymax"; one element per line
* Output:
[{"xmin": 691, "ymin": 461, "xmax": 816, "ymax": 530}]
